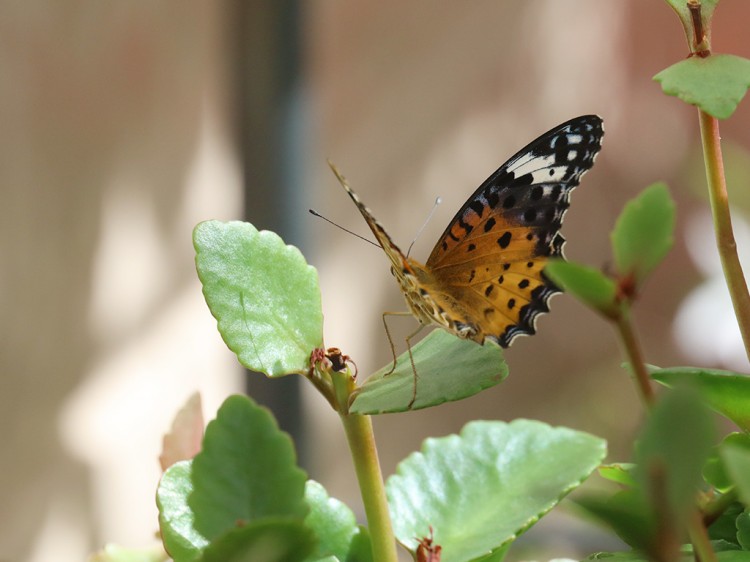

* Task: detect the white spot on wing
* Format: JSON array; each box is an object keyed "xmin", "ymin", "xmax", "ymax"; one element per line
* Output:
[
  {"xmin": 510, "ymin": 153, "xmax": 555, "ymax": 176},
  {"xmin": 545, "ymin": 166, "xmax": 568, "ymax": 182}
]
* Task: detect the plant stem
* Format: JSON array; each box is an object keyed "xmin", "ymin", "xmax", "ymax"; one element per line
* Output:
[
  {"xmin": 702, "ymin": 488, "xmax": 738, "ymax": 527},
  {"xmin": 688, "ymin": 510, "xmax": 717, "ymax": 562},
  {"xmin": 699, "ymin": 110, "xmax": 750, "ymax": 362},
  {"xmin": 340, "ymin": 412, "xmax": 398, "ymax": 562},
  {"xmin": 333, "ymin": 372, "xmax": 398, "ymax": 562},
  {"xmin": 615, "ymin": 306, "xmax": 655, "ymax": 407}
]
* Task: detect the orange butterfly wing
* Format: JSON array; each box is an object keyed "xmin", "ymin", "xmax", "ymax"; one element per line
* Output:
[
  {"xmin": 424, "ymin": 115, "xmax": 604, "ymax": 346},
  {"xmin": 335, "ymin": 115, "xmax": 604, "ymax": 347}
]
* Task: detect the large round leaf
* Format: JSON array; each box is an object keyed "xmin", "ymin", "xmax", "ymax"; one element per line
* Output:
[
  {"xmin": 655, "ymin": 54, "xmax": 750, "ymax": 120},
  {"xmin": 157, "ymin": 460, "xmax": 208, "ymax": 562},
  {"xmin": 303, "ymin": 480, "xmax": 372, "ymax": 562},
  {"xmin": 386, "ymin": 419, "xmax": 606, "ymax": 561},
  {"xmin": 189, "ymin": 395, "xmax": 308, "ymax": 541},
  {"xmin": 199, "ymin": 520, "xmax": 316, "ymax": 562},
  {"xmin": 194, "ymin": 220, "xmax": 323, "ymax": 377}
]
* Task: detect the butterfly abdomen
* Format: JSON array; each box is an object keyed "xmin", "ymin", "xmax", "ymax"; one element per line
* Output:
[{"xmin": 395, "ymin": 259, "xmax": 482, "ymax": 341}]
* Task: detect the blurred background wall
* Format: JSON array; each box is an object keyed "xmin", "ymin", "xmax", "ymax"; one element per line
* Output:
[{"xmin": 2, "ymin": 1, "xmax": 750, "ymax": 561}]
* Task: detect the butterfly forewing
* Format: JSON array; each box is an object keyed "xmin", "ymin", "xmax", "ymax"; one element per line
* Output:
[
  {"xmin": 333, "ymin": 115, "xmax": 604, "ymax": 350},
  {"xmin": 427, "ymin": 115, "xmax": 603, "ymax": 268},
  {"xmin": 424, "ymin": 115, "xmax": 604, "ymax": 346}
]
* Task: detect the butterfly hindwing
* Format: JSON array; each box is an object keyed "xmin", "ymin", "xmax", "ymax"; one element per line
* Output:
[{"xmin": 424, "ymin": 115, "xmax": 604, "ymax": 346}]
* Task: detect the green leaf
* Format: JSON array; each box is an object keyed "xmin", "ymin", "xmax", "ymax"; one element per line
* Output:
[
  {"xmin": 708, "ymin": 502, "xmax": 745, "ymax": 546},
  {"xmin": 737, "ymin": 510, "xmax": 750, "ymax": 550},
  {"xmin": 584, "ymin": 552, "xmax": 647, "ymax": 562},
  {"xmin": 157, "ymin": 460, "xmax": 208, "ymax": 562},
  {"xmin": 715, "ymin": 550, "xmax": 750, "ymax": 562},
  {"xmin": 303, "ymin": 481, "xmax": 372, "ymax": 562},
  {"xmin": 349, "ymin": 330, "xmax": 507, "ymax": 414},
  {"xmin": 611, "ymin": 183, "xmax": 675, "ymax": 286},
  {"xmin": 199, "ymin": 520, "xmax": 316, "ymax": 562},
  {"xmin": 588, "ymin": 389, "xmax": 718, "ymax": 556},
  {"xmin": 587, "ymin": 551, "xmax": 750, "ymax": 562},
  {"xmin": 193, "ymin": 220, "xmax": 323, "ymax": 377},
  {"xmin": 651, "ymin": 367, "xmax": 750, "ymax": 431},
  {"xmin": 705, "ymin": 434, "xmax": 750, "ymax": 492},
  {"xmin": 713, "ymin": 539, "xmax": 749, "ymax": 552},
  {"xmin": 704, "ymin": 451, "xmax": 732, "ymax": 492},
  {"xmin": 598, "ymin": 463, "xmax": 637, "ymax": 487},
  {"xmin": 722, "ymin": 445, "xmax": 750, "ymax": 506},
  {"xmin": 634, "ymin": 387, "xmax": 715, "ymax": 527},
  {"xmin": 190, "ymin": 395, "xmax": 308, "ymax": 541},
  {"xmin": 663, "ymin": 0, "xmax": 719, "ymax": 50},
  {"xmin": 386, "ymin": 419, "xmax": 606, "ymax": 561},
  {"xmin": 88, "ymin": 545, "xmax": 169, "ymax": 562},
  {"xmin": 574, "ymin": 490, "xmax": 653, "ymax": 551},
  {"xmin": 472, "ymin": 543, "xmax": 510, "ymax": 562},
  {"xmin": 655, "ymin": 54, "xmax": 750, "ymax": 120},
  {"xmin": 544, "ymin": 260, "xmax": 618, "ymax": 317}
]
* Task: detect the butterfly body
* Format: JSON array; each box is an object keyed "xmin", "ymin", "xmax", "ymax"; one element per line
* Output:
[
  {"xmin": 392, "ymin": 259, "xmax": 482, "ymax": 341},
  {"xmin": 333, "ymin": 115, "xmax": 604, "ymax": 348}
]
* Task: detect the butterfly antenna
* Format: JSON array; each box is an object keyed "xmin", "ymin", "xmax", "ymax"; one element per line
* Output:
[
  {"xmin": 308, "ymin": 209, "xmax": 381, "ymax": 249},
  {"xmin": 406, "ymin": 196, "xmax": 442, "ymax": 257}
]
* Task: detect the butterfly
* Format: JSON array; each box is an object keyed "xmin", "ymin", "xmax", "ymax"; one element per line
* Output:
[{"xmin": 332, "ymin": 115, "xmax": 604, "ymax": 350}]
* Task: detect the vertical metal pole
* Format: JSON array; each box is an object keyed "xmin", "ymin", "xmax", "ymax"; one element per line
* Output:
[{"xmin": 229, "ymin": 0, "xmax": 305, "ymax": 462}]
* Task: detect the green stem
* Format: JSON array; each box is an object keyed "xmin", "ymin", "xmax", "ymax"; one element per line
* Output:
[
  {"xmin": 333, "ymin": 372, "xmax": 398, "ymax": 562},
  {"xmin": 615, "ymin": 305, "xmax": 655, "ymax": 407},
  {"xmin": 702, "ymin": 488, "xmax": 738, "ymax": 528},
  {"xmin": 688, "ymin": 510, "xmax": 717, "ymax": 562},
  {"xmin": 699, "ymin": 110, "xmax": 750, "ymax": 362}
]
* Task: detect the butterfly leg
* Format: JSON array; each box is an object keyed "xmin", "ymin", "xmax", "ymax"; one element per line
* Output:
[
  {"xmin": 381, "ymin": 311, "xmax": 414, "ymax": 376},
  {"xmin": 404, "ymin": 324, "xmax": 425, "ymax": 409}
]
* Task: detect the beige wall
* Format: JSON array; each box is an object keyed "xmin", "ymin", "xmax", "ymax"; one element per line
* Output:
[
  {"xmin": 2, "ymin": 1, "xmax": 750, "ymax": 561},
  {"xmin": 0, "ymin": 2, "xmax": 241, "ymax": 560}
]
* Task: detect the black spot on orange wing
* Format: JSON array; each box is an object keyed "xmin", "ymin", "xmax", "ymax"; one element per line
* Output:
[
  {"xmin": 486, "ymin": 190, "xmax": 500, "ymax": 208},
  {"xmin": 457, "ymin": 217, "xmax": 473, "ymax": 234},
  {"xmin": 469, "ymin": 200, "xmax": 484, "ymax": 217}
]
